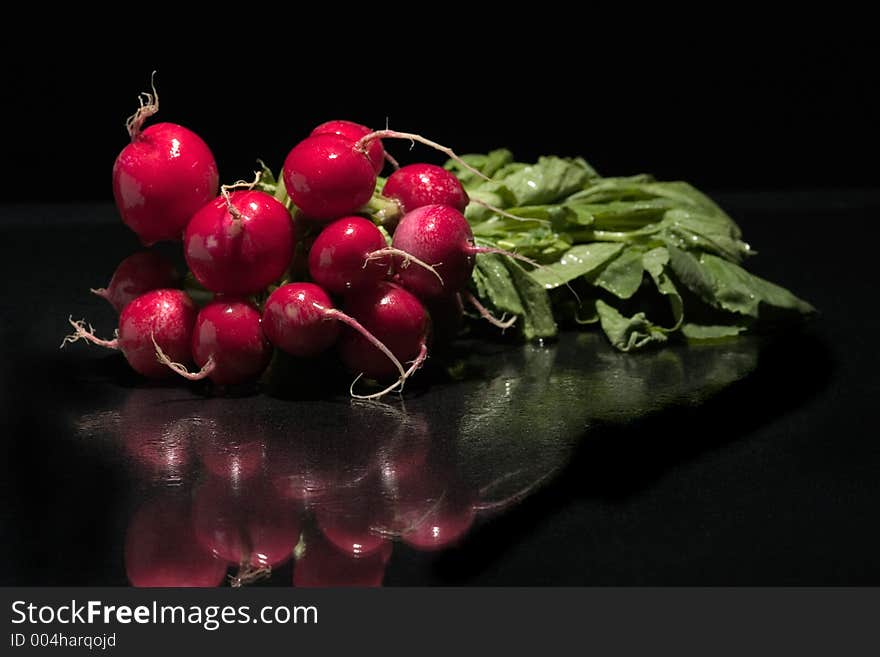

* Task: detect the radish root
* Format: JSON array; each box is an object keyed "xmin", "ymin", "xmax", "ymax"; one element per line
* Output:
[
  {"xmin": 355, "ymin": 130, "xmax": 490, "ymax": 183},
  {"xmin": 348, "ymin": 342, "xmax": 429, "ymax": 401},
  {"xmin": 125, "ymin": 71, "xmax": 159, "ymax": 140},
  {"xmin": 462, "ymin": 291, "xmax": 517, "ymax": 331},
  {"xmin": 152, "ymin": 335, "xmax": 215, "ymax": 381},
  {"xmin": 220, "ymin": 171, "xmax": 262, "ymax": 225},
  {"xmin": 89, "ymin": 287, "xmax": 110, "ymax": 300},
  {"xmin": 61, "ymin": 317, "xmax": 119, "ymax": 350},
  {"xmin": 384, "ymin": 151, "xmax": 400, "ymax": 170},
  {"xmin": 365, "ymin": 247, "xmax": 444, "ymax": 287}
]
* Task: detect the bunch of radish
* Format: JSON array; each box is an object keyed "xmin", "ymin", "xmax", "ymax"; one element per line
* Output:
[{"xmin": 63, "ymin": 76, "xmax": 526, "ymax": 398}]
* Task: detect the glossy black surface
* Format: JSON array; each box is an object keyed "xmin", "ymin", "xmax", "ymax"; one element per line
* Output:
[{"xmin": 1, "ymin": 194, "xmax": 878, "ymax": 585}]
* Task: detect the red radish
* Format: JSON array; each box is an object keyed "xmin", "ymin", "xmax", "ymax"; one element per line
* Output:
[
  {"xmin": 308, "ymin": 216, "xmax": 441, "ymax": 295},
  {"xmin": 262, "ymin": 283, "xmax": 408, "ymax": 398},
  {"xmin": 184, "ymin": 186, "xmax": 294, "ymax": 296},
  {"xmin": 113, "ymin": 77, "xmax": 219, "ymax": 245},
  {"xmin": 154, "ymin": 299, "xmax": 272, "ymax": 385},
  {"xmin": 283, "ymin": 129, "xmax": 487, "ymax": 221},
  {"xmin": 125, "ymin": 493, "xmax": 227, "ymax": 587},
  {"xmin": 283, "ymin": 133, "xmax": 377, "ymax": 221},
  {"xmin": 63, "ymin": 289, "xmax": 197, "ymax": 378},
  {"xmin": 383, "ymin": 163, "xmax": 469, "ymax": 214},
  {"xmin": 338, "ymin": 281, "xmax": 429, "ymax": 382},
  {"xmin": 391, "ymin": 204, "xmax": 538, "ymax": 300},
  {"xmin": 294, "ymin": 529, "xmax": 391, "ymax": 587},
  {"xmin": 91, "ymin": 251, "xmax": 179, "ymax": 313},
  {"xmin": 310, "ymin": 119, "xmax": 385, "ymax": 174},
  {"xmin": 192, "ymin": 477, "xmax": 301, "ymax": 585}
]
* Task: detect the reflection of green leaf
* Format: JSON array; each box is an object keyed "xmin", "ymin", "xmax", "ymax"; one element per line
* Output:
[
  {"xmin": 528, "ymin": 243, "xmax": 623, "ymax": 289},
  {"xmin": 682, "ymin": 323, "xmax": 747, "ymax": 340}
]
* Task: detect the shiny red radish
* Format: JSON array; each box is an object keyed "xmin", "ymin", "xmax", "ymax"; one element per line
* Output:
[
  {"xmin": 308, "ymin": 216, "xmax": 441, "ymax": 295},
  {"xmin": 338, "ymin": 281, "xmax": 429, "ymax": 382},
  {"xmin": 392, "ymin": 204, "xmax": 538, "ymax": 300},
  {"xmin": 262, "ymin": 283, "xmax": 407, "ymax": 398},
  {"xmin": 383, "ymin": 163, "xmax": 469, "ymax": 213},
  {"xmin": 91, "ymin": 251, "xmax": 179, "ymax": 313},
  {"xmin": 310, "ymin": 119, "xmax": 385, "ymax": 174},
  {"xmin": 283, "ymin": 129, "xmax": 485, "ymax": 221},
  {"xmin": 155, "ymin": 299, "xmax": 272, "ymax": 385},
  {"xmin": 112, "ymin": 78, "xmax": 218, "ymax": 245},
  {"xmin": 63, "ymin": 289, "xmax": 197, "ymax": 378},
  {"xmin": 125, "ymin": 493, "xmax": 227, "ymax": 587},
  {"xmin": 184, "ymin": 189, "xmax": 294, "ymax": 296}
]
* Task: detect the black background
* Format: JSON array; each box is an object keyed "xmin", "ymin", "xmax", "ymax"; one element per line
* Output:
[
  {"xmin": 1, "ymin": 38, "xmax": 878, "ymax": 201},
  {"xmin": 2, "ymin": 31, "xmax": 880, "ymax": 585}
]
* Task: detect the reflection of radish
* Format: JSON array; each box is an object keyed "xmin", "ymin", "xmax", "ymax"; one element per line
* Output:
[
  {"xmin": 119, "ymin": 390, "xmax": 194, "ymax": 481},
  {"xmin": 391, "ymin": 467, "xmax": 476, "ymax": 551},
  {"xmin": 195, "ymin": 424, "xmax": 265, "ymax": 483},
  {"xmin": 267, "ymin": 428, "xmax": 378, "ymax": 502},
  {"xmin": 125, "ymin": 493, "xmax": 226, "ymax": 587},
  {"xmin": 293, "ymin": 529, "xmax": 391, "ymax": 587},
  {"xmin": 192, "ymin": 477, "xmax": 301, "ymax": 579},
  {"xmin": 314, "ymin": 478, "xmax": 390, "ymax": 558}
]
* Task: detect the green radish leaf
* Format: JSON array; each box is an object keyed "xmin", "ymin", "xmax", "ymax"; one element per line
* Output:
[
  {"xmin": 699, "ymin": 254, "xmax": 816, "ymax": 317},
  {"xmin": 667, "ymin": 245, "xmax": 717, "ymax": 304},
  {"xmin": 595, "ymin": 299, "xmax": 668, "ymax": 352},
  {"xmin": 507, "ymin": 260, "xmax": 557, "ymax": 339},
  {"xmin": 473, "ymin": 252, "xmax": 524, "ymax": 316},
  {"xmin": 595, "ymin": 246, "xmax": 646, "ymax": 299},
  {"xmin": 502, "ymin": 157, "xmax": 596, "ymax": 206},
  {"xmin": 528, "ymin": 243, "xmax": 624, "ymax": 289},
  {"xmin": 642, "ymin": 247, "xmax": 683, "ymax": 332}
]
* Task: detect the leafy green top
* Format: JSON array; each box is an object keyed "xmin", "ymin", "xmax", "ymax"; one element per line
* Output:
[{"xmin": 447, "ymin": 150, "xmax": 814, "ymax": 349}]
